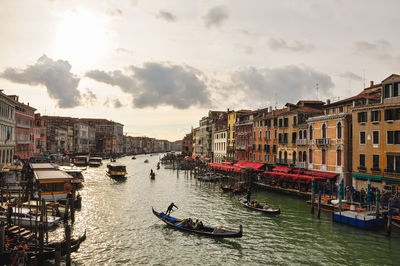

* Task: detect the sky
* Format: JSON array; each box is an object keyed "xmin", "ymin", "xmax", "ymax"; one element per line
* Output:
[{"xmin": 0, "ymin": 0, "xmax": 399, "ymax": 141}]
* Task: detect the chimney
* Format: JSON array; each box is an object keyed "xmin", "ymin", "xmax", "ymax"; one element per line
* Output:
[
  {"xmin": 370, "ymin": 81, "xmax": 374, "ymax": 87},
  {"xmin": 326, "ymin": 99, "xmax": 331, "ymax": 105}
]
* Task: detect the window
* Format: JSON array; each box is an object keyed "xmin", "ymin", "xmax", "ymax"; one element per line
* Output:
[
  {"xmin": 337, "ymin": 150, "xmax": 342, "ymax": 166},
  {"xmin": 273, "ymin": 145, "xmax": 277, "ymax": 153},
  {"xmin": 339, "ymin": 106, "xmax": 344, "ymax": 113},
  {"xmin": 303, "ymin": 130, "xmax": 307, "ymax": 139},
  {"xmin": 383, "ymin": 84, "xmax": 391, "ymax": 98},
  {"xmin": 309, "ymin": 126, "xmax": 313, "ymax": 140},
  {"xmin": 283, "ymin": 133, "xmax": 288, "ymax": 143},
  {"xmin": 359, "ymin": 154, "xmax": 366, "ymax": 170},
  {"xmin": 371, "ymin": 110, "xmax": 381, "ymax": 122},
  {"xmin": 274, "ymin": 130, "xmax": 277, "ymax": 139},
  {"xmin": 303, "ymin": 151, "xmax": 307, "ymax": 162},
  {"xmin": 279, "ymin": 119, "xmax": 283, "ymax": 127},
  {"xmin": 358, "ymin": 112, "xmax": 367, "ymax": 123},
  {"xmin": 322, "ymin": 124, "xmax": 327, "ymax": 139},
  {"xmin": 360, "ymin": 132, "xmax": 366, "ymax": 144},
  {"xmin": 337, "ymin": 122, "xmax": 342, "ymax": 139},
  {"xmin": 322, "ymin": 149, "xmax": 326, "ymax": 165},
  {"xmin": 258, "ymin": 144, "xmax": 261, "ymax": 151},
  {"xmin": 299, "ymin": 131, "xmax": 303, "ymax": 139},
  {"xmin": 259, "ymin": 131, "xmax": 262, "ymax": 140},
  {"xmin": 372, "ymin": 155, "xmax": 380, "ymax": 170},
  {"xmin": 387, "ymin": 131, "xmax": 400, "ymax": 144},
  {"xmin": 373, "ymin": 131, "xmax": 379, "ymax": 145},
  {"xmin": 386, "ymin": 155, "xmax": 400, "ymax": 172},
  {"xmin": 284, "ymin": 118, "xmax": 288, "ymax": 127},
  {"xmin": 293, "ymin": 116, "xmax": 297, "ymax": 126},
  {"xmin": 278, "ymin": 133, "xmax": 282, "ymax": 142},
  {"xmin": 299, "ymin": 151, "xmax": 303, "ymax": 162},
  {"xmin": 384, "ymin": 108, "xmax": 400, "ymax": 121},
  {"xmin": 273, "ymin": 118, "xmax": 277, "ymax": 127},
  {"xmin": 394, "ymin": 82, "xmax": 400, "ymax": 97},
  {"xmin": 292, "ymin": 132, "xmax": 296, "ymax": 144}
]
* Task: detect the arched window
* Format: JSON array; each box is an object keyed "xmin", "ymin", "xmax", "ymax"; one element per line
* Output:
[
  {"xmin": 299, "ymin": 151, "xmax": 303, "ymax": 162},
  {"xmin": 303, "ymin": 130, "xmax": 307, "ymax": 139},
  {"xmin": 337, "ymin": 122, "xmax": 342, "ymax": 139},
  {"xmin": 279, "ymin": 150, "xmax": 282, "ymax": 160},
  {"xmin": 293, "ymin": 151, "xmax": 296, "ymax": 163},
  {"xmin": 284, "ymin": 151, "xmax": 288, "ymax": 163},
  {"xmin": 303, "ymin": 151, "xmax": 307, "ymax": 162},
  {"xmin": 309, "ymin": 125, "xmax": 313, "ymax": 140},
  {"xmin": 299, "ymin": 131, "xmax": 303, "ymax": 139},
  {"xmin": 322, "ymin": 124, "xmax": 327, "ymax": 139}
]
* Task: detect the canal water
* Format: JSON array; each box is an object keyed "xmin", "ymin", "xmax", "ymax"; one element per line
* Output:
[{"xmin": 53, "ymin": 154, "xmax": 400, "ymax": 265}]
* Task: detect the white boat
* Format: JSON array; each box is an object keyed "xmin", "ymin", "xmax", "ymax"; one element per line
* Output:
[
  {"xmin": 89, "ymin": 157, "xmax": 102, "ymax": 167},
  {"xmin": 0, "ymin": 206, "xmax": 61, "ymax": 228},
  {"xmin": 58, "ymin": 166, "xmax": 85, "ymax": 188},
  {"xmin": 73, "ymin": 155, "xmax": 89, "ymax": 166}
]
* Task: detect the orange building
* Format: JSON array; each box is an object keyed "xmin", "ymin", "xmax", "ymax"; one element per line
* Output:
[
  {"xmin": 352, "ymin": 74, "xmax": 400, "ymax": 190},
  {"xmin": 307, "ymin": 82, "xmax": 381, "ymax": 186}
]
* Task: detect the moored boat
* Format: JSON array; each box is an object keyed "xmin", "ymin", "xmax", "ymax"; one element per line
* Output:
[
  {"xmin": 238, "ymin": 198, "xmax": 281, "ymax": 214},
  {"xmin": 107, "ymin": 163, "xmax": 127, "ymax": 180},
  {"xmin": 0, "ymin": 206, "xmax": 61, "ymax": 228},
  {"xmin": 89, "ymin": 157, "xmax": 102, "ymax": 167},
  {"xmin": 152, "ymin": 208, "xmax": 242, "ymax": 238}
]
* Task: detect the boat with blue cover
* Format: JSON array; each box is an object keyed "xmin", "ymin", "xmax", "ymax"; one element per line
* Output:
[{"xmin": 152, "ymin": 208, "xmax": 242, "ymax": 238}]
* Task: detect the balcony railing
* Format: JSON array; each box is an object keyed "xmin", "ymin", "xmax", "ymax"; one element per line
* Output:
[
  {"xmin": 236, "ymin": 145, "xmax": 248, "ymax": 151},
  {"xmin": 295, "ymin": 161, "xmax": 308, "ymax": 169},
  {"xmin": 296, "ymin": 139, "xmax": 308, "ymax": 146},
  {"xmin": 316, "ymin": 138, "xmax": 331, "ymax": 147},
  {"xmin": 278, "ymin": 140, "xmax": 288, "ymax": 145},
  {"xmin": 276, "ymin": 158, "xmax": 293, "ymax": 165},
  {"xmin": 237, "ymin": 132, "xmax": 248, "ymax": 136}
]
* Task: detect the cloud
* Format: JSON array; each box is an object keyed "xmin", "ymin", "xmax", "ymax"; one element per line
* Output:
[
  {"xmin": 337, "ymin": 71, "xmax": 363, "ymax": 81},
  {"xmin": 268, "ymin": 38, "xmax": 315, "ymax": 52},
  {"xmin": 86, "ymin": 62, "xmax": 212, "ymax": 109},
  {"xmin": 225, "ymin": 65, "xmax": 334, "ymax": 107},
  {"xmin": 107, "ymin": 9, "xmax": 123, "ymax": 16},
  {"xmin": 104, "ymin": 97, "xmax": 126, "ymax": 108},
  {"xmin": 203, "ymin": 5, "xmax": 229, "ymax": 28},
  {"xmin": 157, "ymin": 10, "xmax": 176, "ymax": 22},
  {"xmin": 353, "ymin": 40, "xmax": 391, "ymax": 51},
  {"xmin": 115, "ymin": 48, "xmax": 134, "ymax": 55},
  {"xmin": 82, "ymin": 88, "xmax": 97, "ymax": 106},
  {"xmin": 0, "ymin": 55, "xmax": 81, "ymax": 108}
]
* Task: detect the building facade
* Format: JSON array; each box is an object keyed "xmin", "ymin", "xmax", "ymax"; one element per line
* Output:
[{"xmin": 0, "ymin": 91, "xmax": 15, "ymax": 164}]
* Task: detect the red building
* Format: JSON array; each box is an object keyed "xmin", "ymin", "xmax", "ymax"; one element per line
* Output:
[
  {"xmin": 8, "ymin": 95, "xmax": 36, "ymax": 159},
  {"xmin": 33, "ymin": 114, "xmax": 47, "ymax": 155},
  {"xmin": 235, "ymin": 111, "xmax": 254, "ymax": 161},
  {"xmin": 182, "ymin": 132, "xmax": 193, "ymax": 156}
]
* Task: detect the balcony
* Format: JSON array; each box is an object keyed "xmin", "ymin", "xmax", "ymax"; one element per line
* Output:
[
  {"xmin": 236, "ymin": 145, "xmax": 248, "ymax": 151},
  {"xmin": 278, "ymin": 140, "xmax": 288, "ymax": 145},
  {"xmin": 316, "ymin": 138, "xmax": 331, "ymax": 147},
  {"xmin": 16, "ymin": 140, "xmax": 31, "ymax": 145},
  {"xmin": 296, "ymin": 139, "xmax": 308, "ymax": 146},
  {"xmin": 276, "ymin": 158, "xmax": 293, "ymax": 165},
  {"xmin": 237, "ymin": 132, "xmax": 248, "ymax": 136},
  {"xmin": 295, "ymin": 161, "xmax": 308, "ymax": 169}
]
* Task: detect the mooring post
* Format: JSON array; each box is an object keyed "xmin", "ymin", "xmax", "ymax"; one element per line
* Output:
[
  {"xmin": 387, "ymin": 201, "xmax": 392, "ymax": 237},
  {"xmin": 54, "ymin": 242, "xmax": 61, "ymax": 266},
  {"xmin": 311, "ymin": 179, "xmax": 315, "ymax": 214},
  {"xmin": 66, "ymin": 223, "xmax": 71, "ymax": 266},
  {"xmin": 0, "ymin": 221, "xmax": 4, "ymax": 257},
  {"xmin": 71, "ymin": 191, "xmax": 76, "ymax": 224},
  {"xmin": 317, "ymin": 188, "xmax": 322, "ymax": 219}
]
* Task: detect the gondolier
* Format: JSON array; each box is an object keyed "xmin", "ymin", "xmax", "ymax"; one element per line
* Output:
[{"xmin": 166, "ymin": 202, "xmax": 178, "ymax": 215}]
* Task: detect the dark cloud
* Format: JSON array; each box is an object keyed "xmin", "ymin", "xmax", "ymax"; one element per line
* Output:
[
  {"xmin": 203, "ymin": 5, "xmax": 229, "ymax": 28},
  {"xmin": 104, "ymin": 97, "xmax": 125, "ymax": 108},
  {"xmin": 0, "ymin": 55, "xmax": 81, "ymax": 108},
  {"xmin": 107, "ymin": 9, "xmax": 123, "ymax": 16},
  {"xmin": 157, "ymin": 10, "xmax": 176, "ymax": 22},
  {"xmin": 227, "ymin": 66, "xmax": 334, "ymax": 106},
  {"xmin": 82, "ymin": 89, "xmax": 97, "ymax": 106},
  {"xmin": 338, "ymin": 71, "xmax": 363, "ymax": 81},
  {"xmin": 268, "ymin": 38, "xmax": 315, "ymax": 52},
  {"xmin": 86, "ymin": 62, "xmax": 212, "ymax": 109}
]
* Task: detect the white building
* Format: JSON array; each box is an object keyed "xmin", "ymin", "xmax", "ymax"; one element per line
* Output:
[
  {"xmin": 74, "ymin": 123, "xmax": 89, "ymax": 153},
  {"xmin": 0, "ymin": 91, "xmax": 15, "ymax": 164},
  {"xmin": 213, "ymin": 129, "xmax": 227, "ymax": 163}
]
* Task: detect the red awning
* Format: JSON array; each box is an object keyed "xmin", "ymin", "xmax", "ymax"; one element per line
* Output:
[
  {"xmin": 273, "ymin": 166, "xmax": 292, "ymax": 173},
  {"xmin": 204, "ymin": 157, "xmax": 211, "ymax": 161},
  {"xmin": 241, "ymin": 162, "xmax": 265, "ymax": 169},
  {"xmin": 222, "ymin": 161, "xmax": 234, "ymax": 165},
  {"xmin": 300, "ymin": 170, "xmax": 338, "ymax": 179},
  {"xmin": 192, "ymin": 155, "xmax": 199, "ymax": 158},
  {"xmin": 234, "ymin": 161, "xmax": 246, "ymax": 167}
]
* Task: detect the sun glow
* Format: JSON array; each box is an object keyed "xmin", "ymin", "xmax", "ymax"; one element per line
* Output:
[{"xmin": 53, "ymin": 10, "xmax": 109, "ymax": 68}]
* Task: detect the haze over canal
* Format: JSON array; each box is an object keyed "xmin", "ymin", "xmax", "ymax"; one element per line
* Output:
[{"xmin": 56, "ymin": 154, "xmax": 400, "ymax": 265}]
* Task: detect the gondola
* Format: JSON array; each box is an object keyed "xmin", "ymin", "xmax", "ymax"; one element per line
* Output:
[
  {"xmin": 152, "ymin": 208, "xmax": 242, "ymax": 238},
  {"xmin": 237, "ymin": 198, "xmax": 281, "ymax": 214},
  {"xmin": 48, "ymin": 230, "xmax": 87, "ymax": 254}
]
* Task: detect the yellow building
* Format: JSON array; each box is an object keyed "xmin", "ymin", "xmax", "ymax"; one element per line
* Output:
[
  {"xmin": 227, "ymin": 109, "xmax": 251, "ymax": 161},
  {"xmin": 352, "ymin": 74, "xmax": 400, "ymax": 190},
  {"xmin": 192, "ymin": 127, "xmax": 200, "ymax": 156}
]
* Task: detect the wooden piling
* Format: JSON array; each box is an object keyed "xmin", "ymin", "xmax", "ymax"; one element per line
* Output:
[
  {"xmin": 54, "ymin": 243, "xmax": 61, "ymax": 266},
  {"xmin": 65, "ymin": 222, "xmax": 72, "ymax": 266},
  {"xmin": 71, "ymin": 191, "xmax": 76, "ymax": 224},
  {"xmin": 311, "ymin": 179, "xmax": 315, "ymax": 214},
  {"xmin": 0, "ymin": 221, "xmax": 4, "ymax": 257},
  {"xmin": 317, "ymin": 189, "xmax": 321, "ymax": 219},
  {"xmin": 387, "ymin": 201, "xmax": 392, "ymax": 236}
]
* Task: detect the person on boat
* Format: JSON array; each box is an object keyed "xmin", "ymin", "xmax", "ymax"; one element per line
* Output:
[
  {"xmin": 165, "ymin": 202, "xmax": 178, "ymax": 216},
  {"xmin": 150, "ymin": 169, "xmax": 154, "ymax": 177},
  {"xmin": 246, "ymin": 190, "xmax": 251, "ymax": 202},
  {"xmin": 263, "ymin": 202, "xmax": 270, "ymax": 210}
]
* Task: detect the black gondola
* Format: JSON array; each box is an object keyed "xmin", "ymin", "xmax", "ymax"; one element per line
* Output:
[
  {"xmin": 152, "ymin": 208, "xmax": 242, "ymax": 238},
  {"xmin": 237, "ymin": 198, "xmax": 281, "ymax": 214}
]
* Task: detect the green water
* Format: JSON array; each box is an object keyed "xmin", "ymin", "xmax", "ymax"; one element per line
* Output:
[{"xmin": 53, "ymin": 155, "xmax": 400, "ymax": 265}]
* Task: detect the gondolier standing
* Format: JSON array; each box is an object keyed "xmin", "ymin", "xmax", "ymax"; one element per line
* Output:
[{"xmin": 166, "ymin": 203, "xmax": 178, "ymax": 216}]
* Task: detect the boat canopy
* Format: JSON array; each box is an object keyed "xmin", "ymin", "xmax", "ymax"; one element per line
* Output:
[
  {"xmin": 89, "ymin": 157, "xmax": 102, "ymax": 161},
  {"xmin": 34, "ymin": 170, "xmax": 73, "ymax": 182},
  {"xmin": 107, "ymin": 163, "xmax": 126, "ymax": 169},
  {"xmin": 29, "ymin": 163, "xmax": 58, "ymax": 170}
]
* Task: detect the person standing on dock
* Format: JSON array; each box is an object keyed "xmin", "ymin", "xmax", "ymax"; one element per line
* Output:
[{"xmin": 166, "ymin": 203, "xmax": 178, "ymax": 216}]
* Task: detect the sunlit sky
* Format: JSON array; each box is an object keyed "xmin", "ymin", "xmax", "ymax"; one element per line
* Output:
[{"xmin": 0, "ymin": 0, "xmax": 399, "ymax": 141}]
